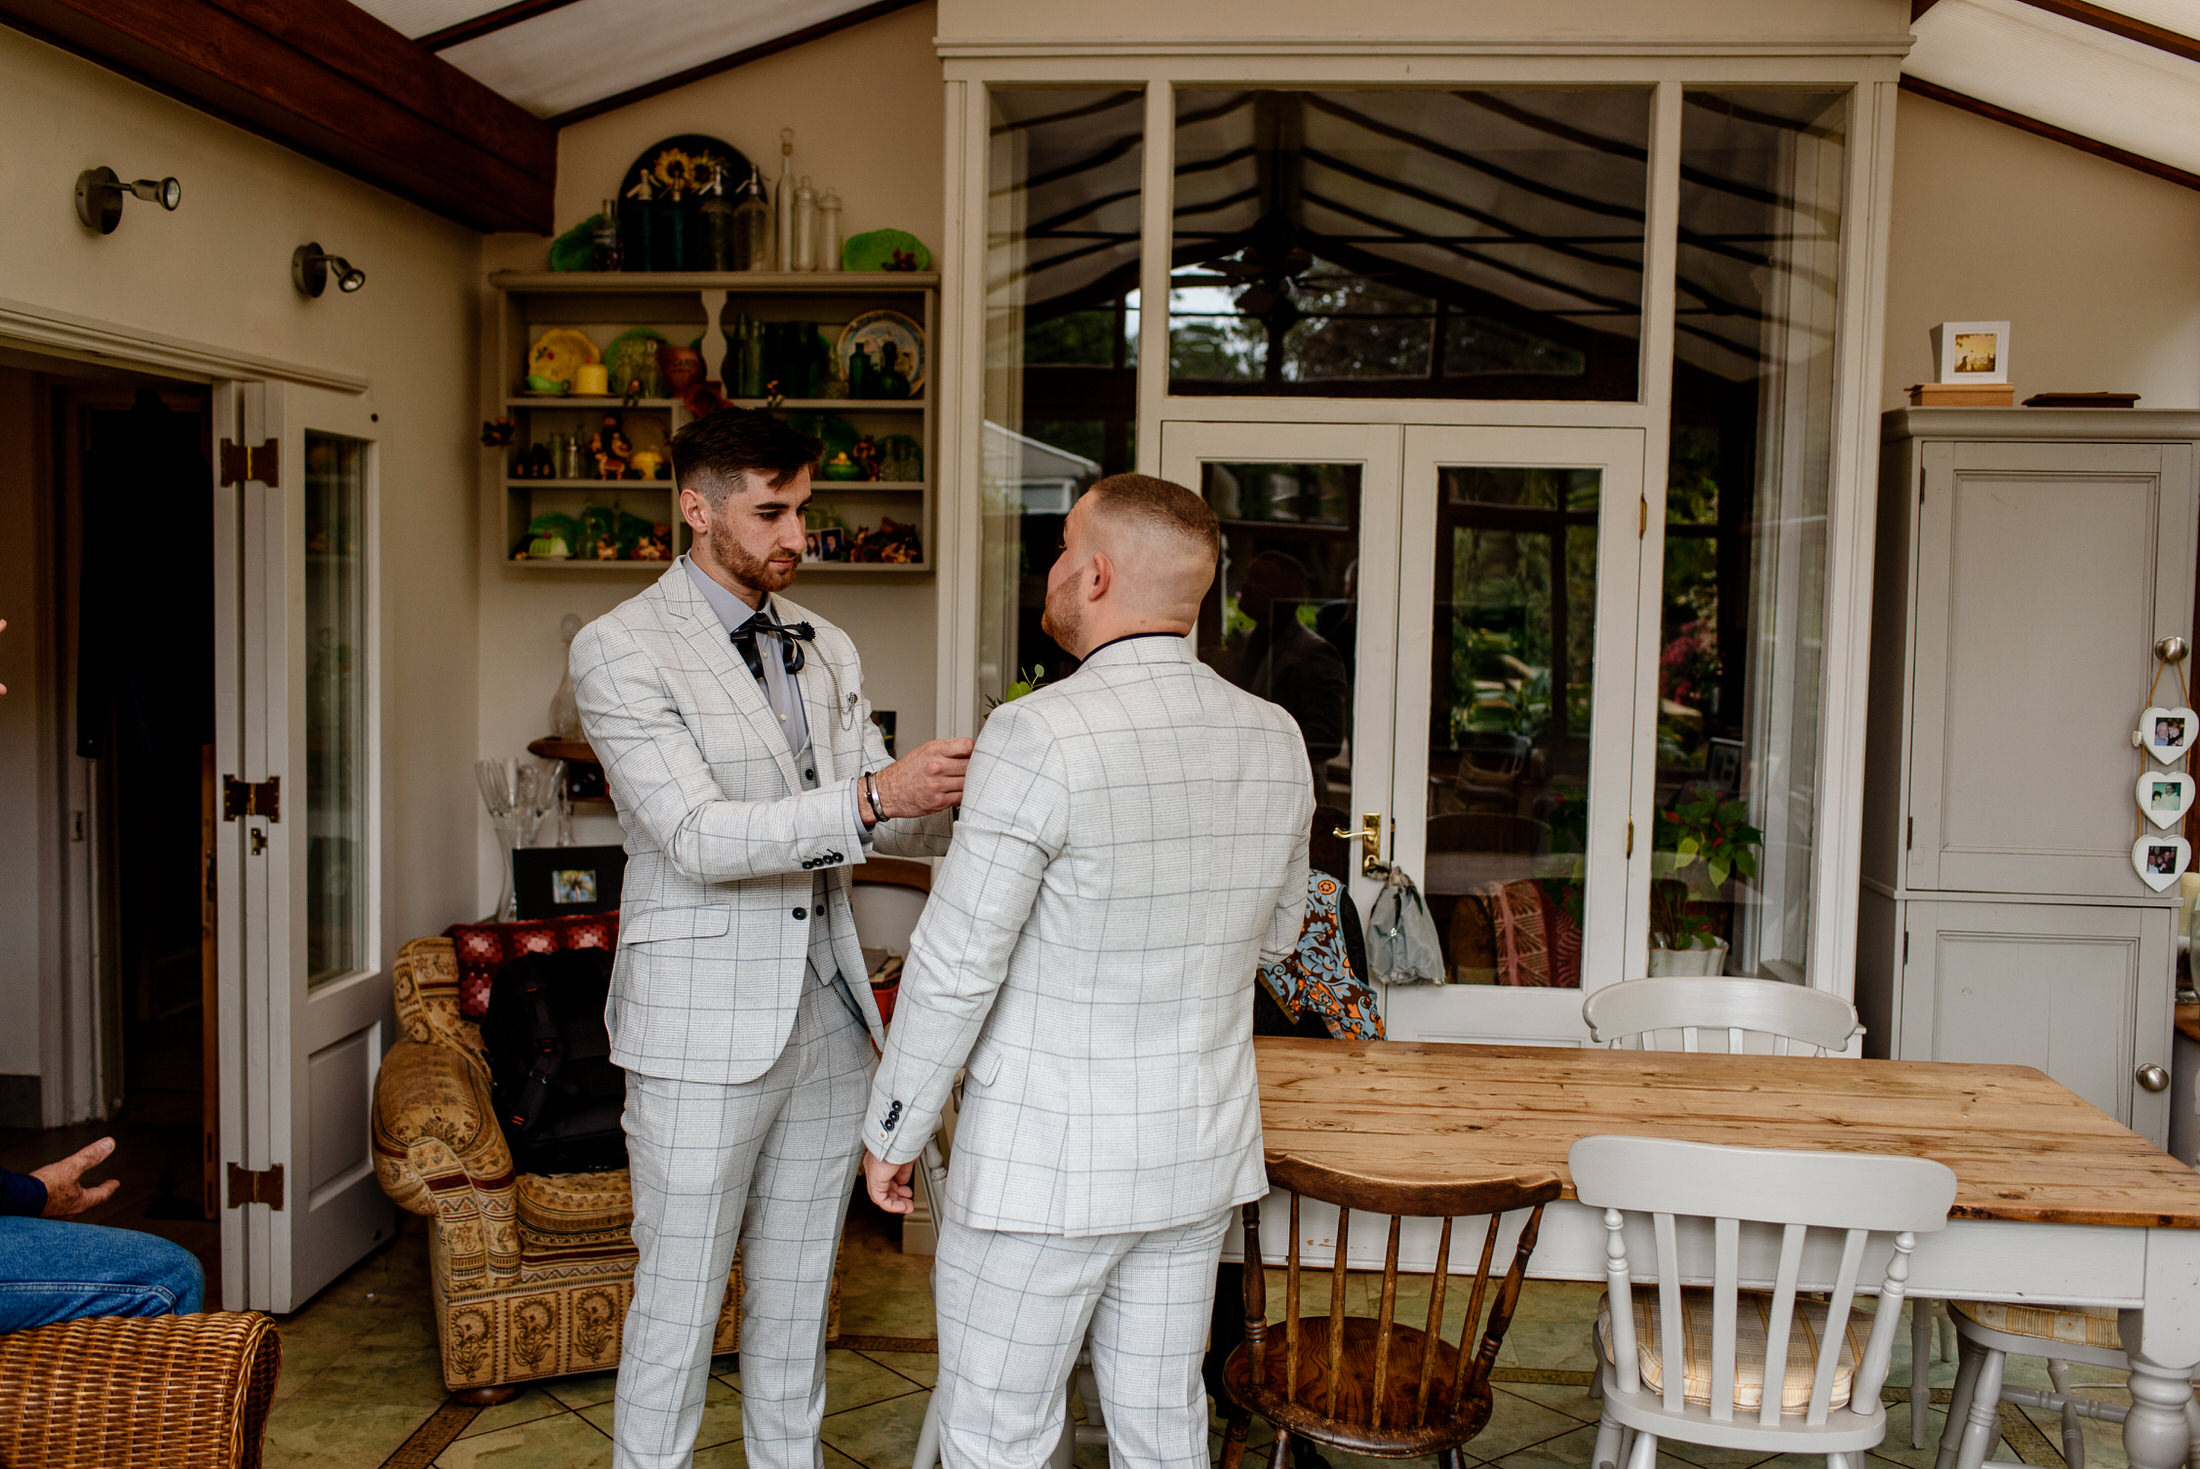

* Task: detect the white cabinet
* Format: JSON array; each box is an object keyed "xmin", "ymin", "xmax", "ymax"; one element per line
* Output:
[{"xmin": 1858, "ymin": 409, "xmax": 2200, "ymax": 1145}]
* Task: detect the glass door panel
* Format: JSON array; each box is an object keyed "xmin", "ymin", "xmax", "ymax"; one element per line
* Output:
[
  {"xmin": 1389, "ymin": 427, "xmax": 1644, "ymax": 1044},
  {"xmin": 304, "ymin": 433, "xmax": 368, "ymax": 987},
  {"xmin": 1161, "ymin": 422, "xmax": 1403, "ymax": 908}
]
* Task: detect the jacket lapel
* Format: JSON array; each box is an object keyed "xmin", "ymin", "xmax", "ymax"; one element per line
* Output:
[{"xmin": 661, "ymin": 566, "xmax": 803, "ymax": 790}]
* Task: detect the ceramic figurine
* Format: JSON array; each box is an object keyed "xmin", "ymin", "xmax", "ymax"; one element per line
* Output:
[{"xmin": 588, "ymin": 412, "xmax": 634, "ymax": 480}]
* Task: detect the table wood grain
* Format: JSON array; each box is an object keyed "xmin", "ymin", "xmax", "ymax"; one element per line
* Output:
[{"xmin": 1256, "ymin": 1038, "xmax": 2200, "ymax": 1230}]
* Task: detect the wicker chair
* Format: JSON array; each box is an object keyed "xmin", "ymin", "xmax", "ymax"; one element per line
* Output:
[
  {"xmin": 373, "ymin": 936, "xmax": 810, "ymax": 1398},
  {"xmin": 0, "ymin": 1310, "xmax": 281, "ymax": 1468}
]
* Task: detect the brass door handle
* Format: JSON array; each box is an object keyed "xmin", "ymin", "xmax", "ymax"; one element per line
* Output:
[
  {"xmin": 2136, "ymin": 1063, "xmax": 2171, "ymax": 1093},
  {"xmin": 1332, "ymin": 812, "xmax": 1385, "ymax": 876}
]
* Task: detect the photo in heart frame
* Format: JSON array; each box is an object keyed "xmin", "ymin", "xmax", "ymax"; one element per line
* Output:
[
  {"xmin": 2133, "ymin": 834, "xmax": 2192, "ymax": 892},
  {"xmin": 2142, "ymin": 704, "xmax": 2198, "ymax": 764},
  {"xmin": 2139, "ymin": 771, "xmax": 2198, "ymax": 829}
]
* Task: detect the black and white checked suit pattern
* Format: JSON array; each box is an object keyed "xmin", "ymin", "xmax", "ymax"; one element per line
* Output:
[
  {"xmin": 572, "ymin": 563, "xmax": 950, "ymax": 1469},
  {"xmin": 864, "ymin": 634, "xmax": 1314, "ymax": 1469}
]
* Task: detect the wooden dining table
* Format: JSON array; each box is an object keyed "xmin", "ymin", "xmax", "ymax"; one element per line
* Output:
[{"xmin": 1251, "ymin": 1037, "xmax": 2200, "ymax": 1469}]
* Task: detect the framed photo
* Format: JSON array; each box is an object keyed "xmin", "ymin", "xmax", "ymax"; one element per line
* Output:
[
  {"xmin": 1931, "ymin": 321, "xmax": 2010, "ymax": 384},
  {"xmin": 515, "ymin": 844, "xmax": 627, "ymax": 919},
  {"xmin": 818, "ymin": 527, "xmax": 846, "ymax": 562},
  {"xmin": 803, "ymin": 530, "xmax": 821, "ymax": 563},
  {"xmin": 2145, "ymin": 704, "xmax": 2197, "ymax": 763},
  {"xmin": 2147, "ymin": 843, "xmax": 2180, "ymax": 876}
]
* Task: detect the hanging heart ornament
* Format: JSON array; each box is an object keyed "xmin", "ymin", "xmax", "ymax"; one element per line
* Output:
[
  {"xmin": 2133, "ymin": 834, "xmax": 2192, "ymax": 892},
  {"xmin": 2140, "ymin": 705, "xmax": 2199, "ymax": 764},
  {"xmin": 2138, "ymin": 771, "xmax": 2198, "ymax": 829}
]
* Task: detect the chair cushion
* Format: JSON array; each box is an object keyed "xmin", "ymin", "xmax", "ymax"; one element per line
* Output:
[
  {"xmin": 1599, "ymin": 1288, "xmax": 1870, "ymax": 1413},
  {"xmin": 516, "ymin": 1169, "xmax": 634, "ymax": 1246},
  {"xmin": 1952, "ymin": 1300, "xmax": 2122, "ymax": 1350},
  {"xmin": 446, "ymin": 914, "xmax": 620, "ymax": 1020}
]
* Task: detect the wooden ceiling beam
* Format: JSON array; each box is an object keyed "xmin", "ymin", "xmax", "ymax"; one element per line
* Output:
[
  {"xmin": 1899, "ymin": 75, "xmax": 2200, "ymax": 193},
  {"xmin": 2008, "ymin": 0, "xmax": 2200, "ymax": 66},
  {"xmin": 418, "ymin": 0, "xmax": 586, "ymax": 54},
  {"xmin": 0, "ymin": 0, "xmax": 556, "ymax": 233}
]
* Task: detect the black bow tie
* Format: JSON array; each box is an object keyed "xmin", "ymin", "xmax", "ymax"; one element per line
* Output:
[{"xmin": 731, "ymin": 611, "xmax": 815, "ymax": 679}]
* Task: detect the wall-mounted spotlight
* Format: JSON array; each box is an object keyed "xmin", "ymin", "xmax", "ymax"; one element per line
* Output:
[
  {"xmin": 75, "ymin": 167, "xmax": 181, "ymax": 234},
  {"xmin": 292, "ymin": 243, "xmax": 366, "ymax": 298}
]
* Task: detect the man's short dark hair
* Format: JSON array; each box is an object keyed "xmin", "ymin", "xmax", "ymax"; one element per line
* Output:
[
  {"xmin": 669, "ymin": 408, "xmax": 822, "ymax": 507},
  {"xmin": 1082, "ymin": 473, "xmax": 1221, "ymax": 560}
]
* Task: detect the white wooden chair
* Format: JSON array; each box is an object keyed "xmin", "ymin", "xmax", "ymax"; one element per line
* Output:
[
  {"xmin": 1582, "ymin": 976, "xmax": 1862, "ymax": 1056},
  {"xmin": 1933, "ymin": 1300, "xmax": 2200, "ymax": 1469},
  {"xmin": 1570, "ymin": 1134, "xmax": 1958, "ymax": 1469},
  {"xmin": 908, "ymin": 1136, "xmax": 1108, "ymax": 1469}
]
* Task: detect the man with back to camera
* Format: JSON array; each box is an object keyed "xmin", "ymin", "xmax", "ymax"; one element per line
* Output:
[
  {"xmin": 860, "ymin": 473, "xmax": 1315, "ymax": 1469},
  {"xmin": 570, "ymin": 407, "xmax": 971, "ymax": 1469}
]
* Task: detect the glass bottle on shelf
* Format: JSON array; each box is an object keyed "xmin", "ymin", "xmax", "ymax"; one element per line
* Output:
[
  {"xmin": 818, "ymin": 186, "xmax": 843, "ymax": 272},
  {"xmin": 791, "ymin": 176, "xmax": 818, "ymax": 271},
  {"xmin": 548, "ymin": 613, "xmax": 584, "ymax": 739},
  {"xmin": 661, "ymin": 178, "xmax": 694, "ymax": 272},
  {"xmin": 619, "ymin": 172, "xmax": 657, "ymax": 274},
  {"xmin": 733, "ymin": 166, "xmax": 772, "ymax": 271},
  {"xmin": 698, "ymin": 170, "xmax": 735, "ymax": 271},
  {"xmin": 775, "ymin": 128, "xmax": 795, "ymax": 271},
  {"xmin": 592, "ymin": 197, "xmax": 621, "ymax": 271}
]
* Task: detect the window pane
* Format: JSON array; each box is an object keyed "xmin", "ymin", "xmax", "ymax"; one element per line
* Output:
[
  {"xmin": 1171, "ymin": 89, "xmax": 1649, "ymax": 400},
  {"xmin": 1659, "ymin": 89, "xmax": 1848, "ymax": 980},
  {"xmin": 1424, "ymin": 466, "xmax": 1600, "ymax": 988},
  {"xmin": 1196, "ymin": 463, "xmax": 1360, "ymax": 808},
  {"xmin": 979, "ymin": 88, "xmax": 1144, "ymax": 712},
  {"xmin": 306, "ymin": 431, "xmax": 368, "ymax": 985}
]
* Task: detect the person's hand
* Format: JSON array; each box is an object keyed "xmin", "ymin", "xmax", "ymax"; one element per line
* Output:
[
  {"xmin": 862, "ymin": 1148, "xmax": 916, "ymax": 1214},
  {"xmin": 871, "ymin": 738, "xmax": 973, "ymax": 820},
  {"xmin": 34, "ymin": 1136, "xmax": 120, "ymax": 1219}
]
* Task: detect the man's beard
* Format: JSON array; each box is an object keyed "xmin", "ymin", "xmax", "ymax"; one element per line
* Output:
[
  {"xmin": 1040, "ymin": 574, "xmax": 1081, "ymax": 655},
  {"xmin": 705, "ymin": 518, "xmax": 797, "ymax": 594}
]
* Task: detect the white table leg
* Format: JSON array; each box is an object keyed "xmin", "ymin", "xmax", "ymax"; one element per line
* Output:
[{"xmin": 2121, "ymin": 1229, "xmax": 2200, "ymax": 1469}]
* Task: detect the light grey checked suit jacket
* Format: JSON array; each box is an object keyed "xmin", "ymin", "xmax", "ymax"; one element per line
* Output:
[
  {"xmin": 863, "ymin": 635, "xmax": 1313, "ymax": 1238},
  {"xmin": 571, "ymin": 565, "xmax": 952, "ymax": 1085}
]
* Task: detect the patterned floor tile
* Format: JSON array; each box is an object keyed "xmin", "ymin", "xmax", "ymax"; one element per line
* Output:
[
  {"xmin": 434, "ymin": 1409, "xmax": 615, "ymax": 1469},
  {"xmin": 821, "ymin": 1387, "xmax": 937, "ymax": 1468},
  {"xmin": 579, "ymin": 1373, "xmax": 743, "ymax": 1451},
  {"xmin": 457, "ymin": 1387, "xmax": 570, "ymax": 1439},
  {"xmin": 546, "ymin": 1369, "xmax": 624, "ymax": 1410}
]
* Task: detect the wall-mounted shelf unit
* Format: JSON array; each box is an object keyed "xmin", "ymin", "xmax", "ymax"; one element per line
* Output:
[{"xmin": 486, "ymin": 270, "xmax": 938, "ymax": 574}]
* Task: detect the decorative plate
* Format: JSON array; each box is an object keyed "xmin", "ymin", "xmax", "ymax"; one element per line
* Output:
[
  {"xmin": 837, "ymin": 310, "xmax": 925, "ymax": 395},
  {"xmin": 619, "ymin": 134, "xmax": 751, "ymax": 203},
  {"xmin": 842, "ymin": 228, "xmax": 931, "ymax": 273},
  {"xmin": 526, "ymin": 328, "xmax": 599, "ymax": 390}
]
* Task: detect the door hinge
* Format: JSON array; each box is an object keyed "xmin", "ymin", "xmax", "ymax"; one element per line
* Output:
[
  {"xmin": 1626, "ymin": 818, "xmax": 1635, "ymax": 858},
  {"xmin": 225, "ymin": 1162, "xmax": 285, "ymax": 1211},
  {"xmin": 218, "ymin": 438, "xmax": 279, "ymax": 488},
  {"xmin": 1639, "ymin": 495, "xmax": 1648, "ymax": 537},
  {"xmin": 222, "ymin": 775, "xmax": 280, "ymax": 822}
]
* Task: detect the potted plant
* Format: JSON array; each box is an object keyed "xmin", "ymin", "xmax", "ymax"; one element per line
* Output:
[{"xmin": 1648, "ymin": 790, "xmax": 1762, "ymax": 976}]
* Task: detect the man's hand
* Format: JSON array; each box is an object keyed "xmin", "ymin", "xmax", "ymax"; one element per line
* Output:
[
  {"xmin": 862, "ymin": 1148, "xmax": 916, "ymax": 1215},
  {"xmin": 34, "ymin": 1136, "xmax": 120, "ymax": 1219},
  {"xmin": 871, "ymin": 738, "xmax": 973, "ymax": 820}
]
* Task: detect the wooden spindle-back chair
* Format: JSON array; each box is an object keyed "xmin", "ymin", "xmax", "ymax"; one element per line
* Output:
[
  {"xmin": 1582, "ymin": 977, "xmax": 1861, "ymax": 1057},
  {"xmin": 1569, "ymin": 1135, "xmax": 1958, "ymax": 1469},
  {"xmin": 1217, "ymin": 1155, "xmax": 1562, "ymax": 1469}
]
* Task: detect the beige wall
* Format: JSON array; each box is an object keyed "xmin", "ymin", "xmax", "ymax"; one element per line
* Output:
[
  {"xmin": 471, "ymin": 3, "xmax": 946, "ymax": 906},
  {"xmin": 1883, "ymin": 91, "xmax": 2200, "ymax": 411},
  {"xmin": 0, "ymin": 29, "xmax": 483, "ymax": 1109}
]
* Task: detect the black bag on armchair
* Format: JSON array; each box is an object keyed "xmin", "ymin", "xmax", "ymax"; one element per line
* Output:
[{"xmin": 483, "ymin": 947, "xmax": 628, "ymax": 1173}]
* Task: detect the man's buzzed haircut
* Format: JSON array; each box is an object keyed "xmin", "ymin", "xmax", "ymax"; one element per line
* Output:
[
  {"xmin": 669, "ymin": 406, "xmax": 822, "ymax": 508},
  {"xmin": 1081, "ymin": 473, "xmax": 1220, "ymax": 560}
]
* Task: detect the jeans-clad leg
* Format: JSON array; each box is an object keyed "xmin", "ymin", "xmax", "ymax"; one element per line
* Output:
[{"xmin": 0, "ymin": 1216, "xmax": 205, "ymax": 1332}]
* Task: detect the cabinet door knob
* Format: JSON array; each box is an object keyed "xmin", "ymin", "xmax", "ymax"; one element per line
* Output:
[{"xmin": 2136, "ymin": 1062, "xmax": 2171, "ymax": 1093}]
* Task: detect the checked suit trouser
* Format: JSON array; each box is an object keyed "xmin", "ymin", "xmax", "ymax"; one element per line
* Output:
[
  {"xmin": 930, "ymin": 1206, "xmax": 1236, "ymax": 1469},
  {"xmin": 613, "ymin": 956, "xmax": 871, "ymax": 1469}
]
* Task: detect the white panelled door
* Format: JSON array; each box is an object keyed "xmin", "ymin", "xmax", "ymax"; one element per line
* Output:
[
  {"xmin": 1161, "ymin": 419, "xmax": 1649, "ymax": 1045},
  {"xmin": 215, "ymin": 381, "xmax": 393, "ymax": 1311}
]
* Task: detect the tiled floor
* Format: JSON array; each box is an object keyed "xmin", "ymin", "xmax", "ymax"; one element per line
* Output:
[{"xmin": 262, "ymin": 1203, "xmax": 2146, "ymax": 1469}]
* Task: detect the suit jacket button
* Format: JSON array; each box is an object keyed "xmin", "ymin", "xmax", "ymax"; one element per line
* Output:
[{"xmin": 793, "ymin": 906, "xmax": 807, "ymax": 920}]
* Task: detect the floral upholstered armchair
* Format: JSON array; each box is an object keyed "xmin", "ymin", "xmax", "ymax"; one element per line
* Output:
[{"xmin": 372, "ymin": 933, "xmax": 790, "ymax": 1397}]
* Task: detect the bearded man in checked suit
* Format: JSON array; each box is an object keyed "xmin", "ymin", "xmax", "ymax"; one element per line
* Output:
[
  {"xmin": 571, "ymin": 407, "xmax": 970, "ymax": 1469},
  {"xmin": 861, "ymin": 473, "xmax": 1316, "ymax": 1469}
]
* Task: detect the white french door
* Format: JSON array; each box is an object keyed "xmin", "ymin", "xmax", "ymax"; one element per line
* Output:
[
  {"xmin": 1162, "ymin": 419, "xmax": 1647, "ymax": 1045},
  {"xmin": 215, "ymin": 380, "xmax": 393, "ymax": 1311}
]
